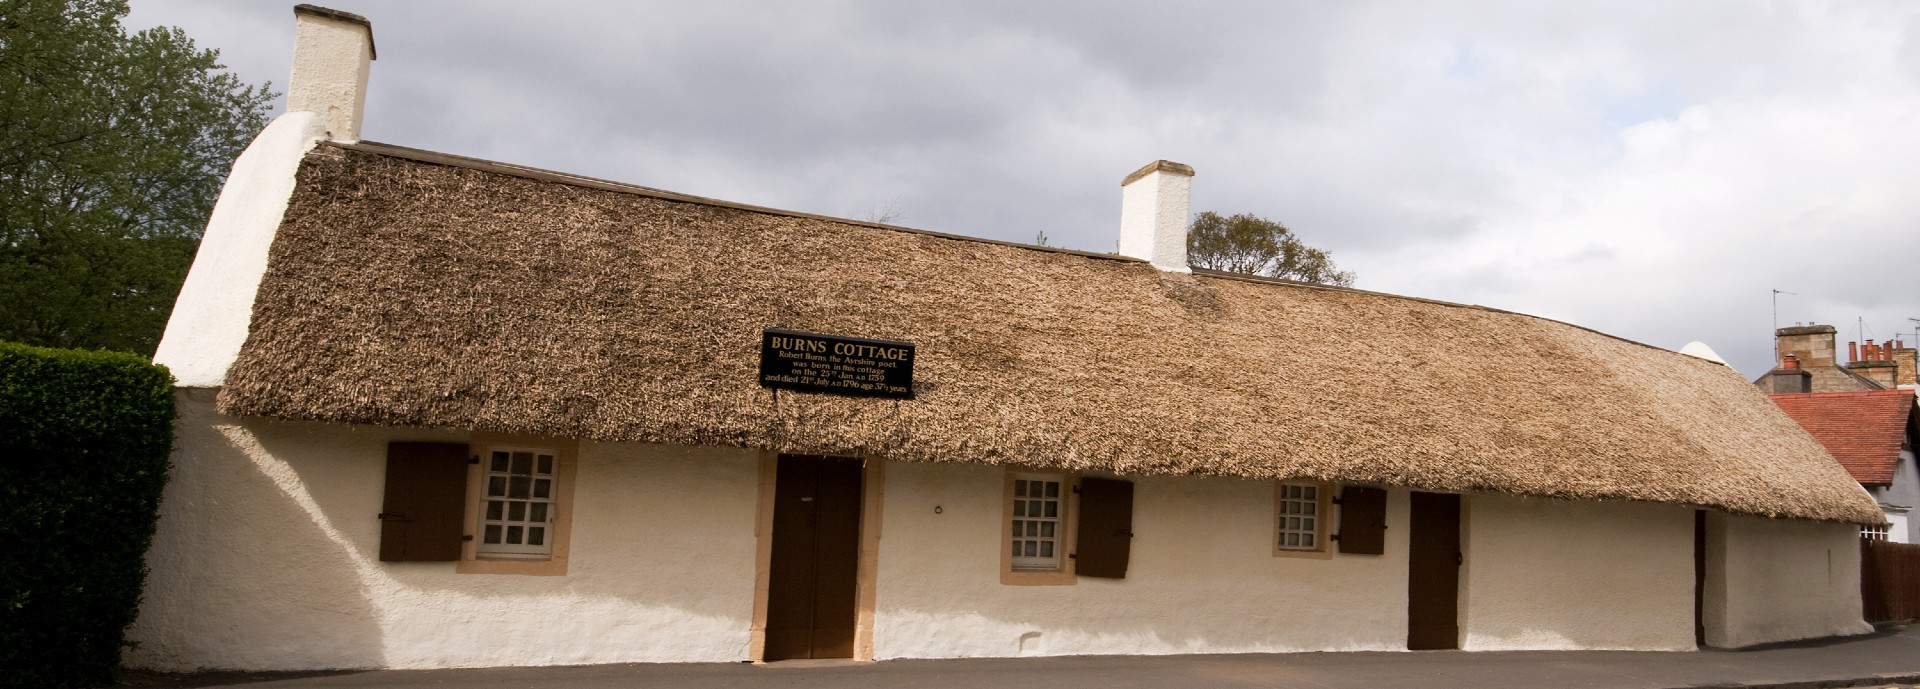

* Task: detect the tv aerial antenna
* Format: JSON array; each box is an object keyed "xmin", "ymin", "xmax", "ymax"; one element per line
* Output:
[{"xmin": 1772, "ymin": 289, "xmax": 1796, "ymax": 363}]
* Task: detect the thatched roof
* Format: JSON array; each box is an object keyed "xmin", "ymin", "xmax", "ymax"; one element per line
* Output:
[{"xmin": 219, "ymin": 142, "xmax": 1883, "ymax": 524}]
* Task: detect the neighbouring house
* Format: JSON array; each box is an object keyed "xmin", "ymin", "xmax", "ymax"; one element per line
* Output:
[
  {"xmin": 1753, "ymin": 325, "xmax": 1907, "ymax": 394},
  {"xmin": 127, "ymin": 5, "xmax": 1883, "ymax": 672},
  {"xmin": 1769, "ymin": 389, "xmax": 1919, "ymax": 543},
  {"xmin": 1762, "ymin": 326, "xmax": 1920, "ymax": 542}
]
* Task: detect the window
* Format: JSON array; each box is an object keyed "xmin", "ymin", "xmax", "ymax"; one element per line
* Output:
[
  {"xmin": 458, "ymin": 433, "xmax": 576, "ymax": 576},
  {"xmin": 1002, "ymin": 469, "xmax": 1077, "ymax": 585},
  {"xmin": 477, "ymin": 447, "xmax": 558, "ymax": 557},
  {"xmin": 1275, "ymin": 480, "xmax": 1333, "ymax": 558},
  {"xmin": 1011, "ymin": 473, "xmax": 1065, "ymax": 570}
]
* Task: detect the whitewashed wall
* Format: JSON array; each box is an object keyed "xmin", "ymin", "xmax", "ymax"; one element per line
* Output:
[
  {"xmin": 125, "ymin": 390, "xmax": 764, "ymax": 671},
  {"xmin": 1460, "ymin": 494, "xmax": 1695, "ymax": 650},
  {"xmin": 1702, "ymin": 511, "xmax": 1871, "ymax": 648},
  {"xmin": 871, "ymin": 462, "xmax": 1412, "ymax": 658},
  {"xmin": 130, "ymin": 393, "xmax": 1874, "ymax": 670}
]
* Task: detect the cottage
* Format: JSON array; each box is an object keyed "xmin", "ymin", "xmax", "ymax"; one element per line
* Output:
[{"xmin": 128, "ymin": 5, "xmax": 1881, "ymax": 671}]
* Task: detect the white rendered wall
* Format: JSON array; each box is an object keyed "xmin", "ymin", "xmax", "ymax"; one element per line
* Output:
[
  {"xmin": 287, "ymin": 11, "xmax": 372, "ymax": 142},
  {"xmin": 152, "ymin": 113, "xmax": 327, "ymax": 387},
  {"xmin": 1885, "ymin": 449, "xmax": 1919, "ymax": 543},
  {"xmin": 1702, "ymin": 512, "xmax": 1871, "ymax": 648},
  {"xmin": 1117, "ymin": 165, "xmax": 1192, "ymax": 272},
  {"xmin": 1459, "ymin": 494, "xmax": 1695, "ymax": 651},
  {"xmin": 125, "ymin": 390, "xmax": 763, "ymax": 671},
  {"xmin": 872, "ymin": 462, "xmax": 1411, "ymax": 658}
]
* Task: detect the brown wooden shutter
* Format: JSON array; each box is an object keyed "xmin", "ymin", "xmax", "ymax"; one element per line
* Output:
[
  {"xmin": 1336, "ymin": 485, "xmax": 1387, "ymax": 555},
  {"xmin": 378, "ymin": 441, "xmax": 470, "ymax": 562},
  {"xmin": 1073, "ymin": 477, "xmax": 1134, "ymax": 579}
]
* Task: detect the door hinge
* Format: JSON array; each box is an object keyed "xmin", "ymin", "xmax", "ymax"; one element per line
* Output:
[
  {"xmin": 462, "ymin": 534, "xmax": 474, "ymax": 542},
  {"xmin": 469, "ymin": 455, "xmax": 480, "ymax": 465}
]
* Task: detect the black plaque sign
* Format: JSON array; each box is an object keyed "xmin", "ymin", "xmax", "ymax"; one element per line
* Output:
[{"xmin": 759, "ymin": 329, "xmax": 915, "ymax": 399}]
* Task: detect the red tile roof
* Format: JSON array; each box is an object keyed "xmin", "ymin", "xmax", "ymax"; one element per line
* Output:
[{"xmin": 1769, "ymin": 389, "xmax": 1916, "ymax": 485}]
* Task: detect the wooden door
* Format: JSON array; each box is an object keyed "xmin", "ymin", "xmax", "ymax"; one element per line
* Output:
[
  {"xmin": 764, "ymin": 454, "xmax": 864, "ymax": 660},
  {"xmin": 1406, "ymin": 491, "xmax": 1461, "ymax": 650}
]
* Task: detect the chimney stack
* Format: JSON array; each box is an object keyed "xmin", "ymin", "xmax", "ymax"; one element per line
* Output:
[
  {"xmin": 1894, "ymin": 344, "xmax": 1918, "ymax": 387},
  {"xmin": 1119, "ymin": 160, "xmax": 1196, "ymax": 273},
  {"xmin": 1775, "ymin": 325, "xmax": 1838, "ymax": 369},
  {"xmin": 1848, "ymin": 359, "xmax": 1898, "ymax": 388},
  {"xmin": 1766, "ymin": 355, "xmax": 1812, "ymax": 394},
  {"xmin": 288, "ymin": 5, "xmax": 376, "ymax": 143}
]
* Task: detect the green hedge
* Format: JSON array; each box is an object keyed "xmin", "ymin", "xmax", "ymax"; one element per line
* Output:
[{"xmin": 0, "ymin": 342, "xmax": 174, "ymax": 689}]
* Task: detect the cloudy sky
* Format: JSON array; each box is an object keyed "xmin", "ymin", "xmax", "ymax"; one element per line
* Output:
[{"xmin": 127, "ymin": 1, "xmax": 1920, "ymax": 379}]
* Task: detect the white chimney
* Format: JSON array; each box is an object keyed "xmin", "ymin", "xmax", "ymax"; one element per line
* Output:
[
  {"xmin": 288, "ymin": 5, "xmax": 375, "ymax": 143},
  {"xmin": 1118, "ymin": 160, "xmax": 1195, "ymax": 272}
]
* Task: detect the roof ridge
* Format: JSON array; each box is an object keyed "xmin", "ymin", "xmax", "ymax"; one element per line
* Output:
[
  {"xmin": 337, "ymin": 140, "xmax": 1693, "ymax": 364},
  {"xmin": 335, "ymin": 140, "xmax": 1139, "ymax": 264}
]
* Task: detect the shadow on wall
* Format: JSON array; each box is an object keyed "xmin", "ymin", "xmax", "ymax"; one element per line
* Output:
[{"xmin": 124, "ymin": 389, "xmax": 387, "ymax": 671}]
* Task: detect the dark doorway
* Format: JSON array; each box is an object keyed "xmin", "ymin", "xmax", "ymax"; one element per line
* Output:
[
  {"xmin": 1407, "ymin": 491, "xmax": 1461, "ymax": 650},
  {"xmin": 764, "ymin": 454, "xmax": 865, "ymax": 660}
]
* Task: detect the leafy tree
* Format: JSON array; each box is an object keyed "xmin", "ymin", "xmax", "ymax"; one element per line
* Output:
[
  {"xmin": 1186, "ymin": 211, "xmax": 1354, "ymax": 286},
  {"xmin": 0, "ymin": 0, "xmax": 272, "ymax": 355}
]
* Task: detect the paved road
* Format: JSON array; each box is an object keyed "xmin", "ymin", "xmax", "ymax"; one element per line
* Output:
[{"xmin": 121, "ymin": 624, "xmax": 1920, "ymax": 689}]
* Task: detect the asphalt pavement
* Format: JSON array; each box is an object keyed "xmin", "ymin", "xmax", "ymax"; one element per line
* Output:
[{"xmin": 119, "ymin": 623, "xmax": 1920, "ymax": 689}]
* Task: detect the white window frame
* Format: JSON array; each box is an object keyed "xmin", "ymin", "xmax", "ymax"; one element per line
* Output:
[
  {"xmin": 1274, "ymin": 480, "xmax": 1334, "ymax": 559},
  {"xmin": 1010, "ymin": 472, "xmax": 1067, "ymax": 571},
  {"xmin": 475, "ymin": 444, "xmax": 561, "ymax": 558}
]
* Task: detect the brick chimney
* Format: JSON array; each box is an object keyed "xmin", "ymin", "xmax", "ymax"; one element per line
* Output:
[
  {"xmin": 1119, "ymin": 160, "xmax": 1195, "ymax": 273},
  {"xmin": 1848, "ymin": 338, "xmax": 1900, "ymax": 388},
  {"xmin": 1765, "ymin": 355, "xmax": 1812, "ymax": 394},
  {"xmin": 288, "ymin": 5, "xmax": 376, "ymax": 143},
  {"xmin": 1775, "ymin": 325, "xmax": 1838, "ymax": 369}
]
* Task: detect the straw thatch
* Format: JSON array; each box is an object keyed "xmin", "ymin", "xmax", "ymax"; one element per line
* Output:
[{"xmin": 219, "ymin": 142, "xmax": 1883, "ymax": 524}]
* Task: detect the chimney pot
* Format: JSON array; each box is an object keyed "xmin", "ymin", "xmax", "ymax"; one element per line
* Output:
[
  {"xmin": 1118, "ymin": 160, "xmax": 1196, "ymax": 273},
  {"xmin": 1849, "ymin": 341, "xmax": 1859, "ymax": 362},
  {"xmin": 1783, "ymin": 354, "xmax": 1800, "ymax": 369},
  {"xmin": 289, "ymin": 5, "xmax": 376, "ymax": 143}
]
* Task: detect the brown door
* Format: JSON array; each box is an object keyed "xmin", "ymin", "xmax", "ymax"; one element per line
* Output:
[
  {"xmin": 1407, "ymin": 491, "xmax": 1461, "ymax": 650},
  {"xmin": 764, "ymin": 454, "xmax": 864, "ymax": 660}
]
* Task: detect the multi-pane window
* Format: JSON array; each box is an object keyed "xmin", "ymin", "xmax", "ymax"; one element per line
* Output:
[
  {"xmin": 479, "ymin": 447, "xmax": 557, "ymax": 556},
  {"xmin": 1011, "ymin": 474, "xmax": 1064, "ymax": 570},
  {"xmin": 1277, "ymin": 482, "xmax": 1321, "ymax": 551}
]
